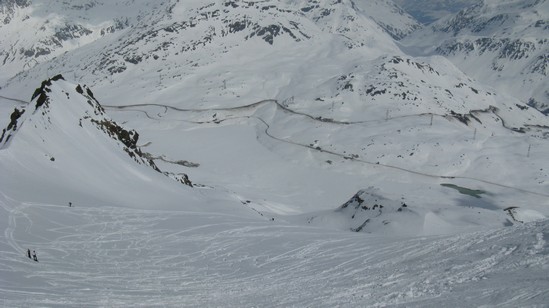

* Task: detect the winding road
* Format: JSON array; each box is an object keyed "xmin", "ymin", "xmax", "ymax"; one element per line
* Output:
[
  {"xmin": 0, "ymin": 95, "xmax": 28, "ymax": 105},
  {"xmin": 1, "ymin": 93, "xmax": 547, "ymax": 197},
  {"xmin": 104, "ymin": 100, "xmax": 549, "ymax": 198}
]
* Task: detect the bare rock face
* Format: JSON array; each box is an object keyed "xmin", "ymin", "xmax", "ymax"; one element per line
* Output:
[{"xmin": 1, "ymin": 0, "xmax": 31, "ymax": 24}]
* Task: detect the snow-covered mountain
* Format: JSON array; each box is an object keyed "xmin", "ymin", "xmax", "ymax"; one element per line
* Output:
[
  {"xmin": 349, "ymin": 0, "xmax": 421, "ymax": 39},
  {"xmin": 0, "ymin": 75, "xmax": 256, "ymax": 211},
  {"xmin": 0, "ymin": 0, "xmax": 418, "ymax": 90},
  {"xmin": 393, "ymin": 0, "xmax": 479, "ymax": 24},
  {"xmin": 0, "ymin": 0, "xmax": 136, "ymax": 82},
  {"xmin": 1, "ymin": 0, "xmax": 548, "ymax": 251},
  {"xmin": 1, "ymin": 0, "xmax": 549, "ymax": 306},
  {"xmin": 402, "ymin": 0, "xmax": 549, "ymax": 114}
]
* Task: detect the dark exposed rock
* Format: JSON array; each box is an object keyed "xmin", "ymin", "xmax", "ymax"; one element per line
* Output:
[
  {"xmin": 1, "ymin": 0, "xmax": 31, "ymax": 24},
  {"xmin": 53, "ymin": 23, "xmax": 92, "ymax": 42},
  {"xmin": 0, "ymin": 108, "xmax": 25, "ymax": 145},
  {"xmin": 31, "ymin": 74, "xmax": 65, "ymax": 110}
]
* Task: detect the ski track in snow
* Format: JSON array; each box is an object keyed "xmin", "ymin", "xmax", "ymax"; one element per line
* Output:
[
  {"xmin": 0, "ymin": 1, "xmax": 547, "ymax": 306},
  {"xmin": 1, "ymin": 196, "xmax": 32, "ymax": 255},
  {"xmin": 1, "ymin": 200, "xmax": 548, "ymax": 307}
]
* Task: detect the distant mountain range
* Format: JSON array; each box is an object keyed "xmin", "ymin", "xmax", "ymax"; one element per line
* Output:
[
  {"xmin": 392, "ymin": 0, "xmax": 479, "ymax": 24},
  {"xmin": 402, "ymin": 0, "xmax": 548, "ymax": 114},
  {"xmin": 1, "ymin": 3, "xmax": 549, "ymax": 305}
]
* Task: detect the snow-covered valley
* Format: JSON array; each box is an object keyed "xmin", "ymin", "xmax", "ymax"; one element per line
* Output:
[{"xmin": 1, "ymin": 0, "xmax": 549, "ymax": 306}]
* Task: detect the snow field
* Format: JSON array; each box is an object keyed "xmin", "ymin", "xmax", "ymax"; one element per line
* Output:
[
  {"xmin": 1, "ymin": 196, "xmax": 548, "ymax": 307},
  {"xmin": 1, "ymin": 1, "xmax": 548, "ymax": 306},
  {"xmin": 108, "ymin": 96, "xmax": 549, "ymax": 219}
]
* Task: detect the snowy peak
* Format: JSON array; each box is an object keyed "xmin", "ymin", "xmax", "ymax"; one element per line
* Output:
[
  {"xmin": 306, "ymin": 187, "xmax": 421, "ymax": 235},
  {"xmin": 0, "ymin": 75, "xmax": 70, "ymax": 149},
  {"xmin": 351, "ymin": 0, "xmax": 421, "ymax": 39},
  {"xmin": 393, "ymin": 0, "xmax": 479, "ymax": 25},
  {"xmin": 0, "ymin": 0, "xmax": 415, "ymax": 89},
  {"xmin": 433, "ymin": 0, "xmax": 548, "ymax": 36},
  {"xmin": 403, "ymin": 0, "xmax": 549, "ymax": 114},
  {"xmin": 275, "ymin": 0, "xmax": 420, "ymax": 50},
  {"xmin": 104, "ymin": 0, "xmax": 399, "ymax": 66},
  {"xmin": 290, "ymin": 53, "xmax": 547, "ymax": 133},
  {"xmin": 335, "ymin": 188, "xmax": 416, "ymax": 233},
  {"xmin": 28, "ymin": 74, "xmax": 106, "ymax": 119},
  {"xmin": 0, "ymin": 75, "xmax": 192, "ymax": 187},
  {"xmin": 0, "ymin": 0, "xmax": 143, "ymax": 82},
  {"xmin": 166, "ymin": 0, "xmax": 315, "ymax": 47}
]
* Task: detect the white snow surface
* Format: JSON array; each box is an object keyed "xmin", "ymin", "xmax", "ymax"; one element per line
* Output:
[
  {"xmin": 1, "ymin": 0, "xmax": 549, "ymax": 306},
  {"xmin": 1, "ymin": 194, "xmax": 549, "ymax": 307},
  {"xmin": 1, "ymin": 72, "xmax": 548, "ymax": 307}
]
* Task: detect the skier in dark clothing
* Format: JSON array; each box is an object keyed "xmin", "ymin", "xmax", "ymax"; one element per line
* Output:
[
  {"xmin": 32, "ymin": 250, "xmax": 38, "ymax": 262},
  {"xmin": 27, "ymin": 249, "xmax": 31, "ymax": 259}
]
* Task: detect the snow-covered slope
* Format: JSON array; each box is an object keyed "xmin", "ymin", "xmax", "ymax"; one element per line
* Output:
[
  {"xmin": 0, "ymin": 0, "xmax": 418, "ymax": 91},
  {"xmin": 329, "ymin": 0, "xmax": 421, "ymax": 40},
  {"xmin": 393, "ymin": 0, "xmax": 479, "ymax": 24},
  {"xmin": 402, "ymin": 0, "xmax": 549, "ymax": 113},
  {"xmin": 1, "ymin": 194, "xmax": 548, "ymax": 306},
  {"xmin": 1, "ymin": 1, "xmax": 549, "ymax": 306},
  {"xmin": 0, "ymin": 0, "xmax": 142, "ymax": 82},
  {"xmin": 0, "ymin": 0, "xmax": 548, "ymax": 233},
  {"xmin": 0, "ymin": 75, "xmax": 254, "ymax": 214},
  {"xmin": 305, "ymin": 187, "xmax": 425, "ymax": 234},
  {"xmin": 105, "ymin": 67, "xmax": 549, "ymax": 237}
]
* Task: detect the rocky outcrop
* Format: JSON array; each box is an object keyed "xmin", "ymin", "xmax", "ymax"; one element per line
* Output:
[{"xmin": 0, "ymin": 75, "xmax": 193, "ymax": 187}]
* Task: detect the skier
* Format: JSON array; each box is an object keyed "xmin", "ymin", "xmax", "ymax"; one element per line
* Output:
[
  {"xmin": 32, "ymin": 250, "xmax": 38, "ymax": 262},
  {"xmin": 69, "ymin": 202, "xmax": 72, "ymax": 207},
  {"xmin": 27, "ymin": 248, "xmax": 31, "ymax": 259}
]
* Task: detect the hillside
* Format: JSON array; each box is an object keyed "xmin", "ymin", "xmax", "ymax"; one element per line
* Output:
[
  {"xmin": 1, "ymin": 0, "xmax": 549, "ymax": 306},
  {"xmin": 0, "ymin": 0, "xmax": 417, "ymax": 92},
  {"xmin": 0, "ymin": 75, "xmax": 254, "ymax": 214},
  {"xmin": 1, "ymin": 194, "xmax": 548, "ymax": 306},
  {"xmin": 402, "ymin": 0, "xmax": 549, "ymax": 113},
  {"xmin": 393, "ymin": 0, "xmax": 479, "ymax": 24}
]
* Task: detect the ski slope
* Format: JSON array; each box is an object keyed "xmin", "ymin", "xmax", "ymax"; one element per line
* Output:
[
  {"xmin": 1, "ymin": 1, "xmax": 549, "ymax": 306},
  {"xmin": 1, "ymin": 195, "xmax": 548, "ymax": 307},
  {"xmin": 1, "ymin": 77, "xmax": 547, "ymax": 306}
]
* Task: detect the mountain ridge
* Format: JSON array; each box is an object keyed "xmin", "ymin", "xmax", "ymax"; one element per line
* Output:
[
  {"xmin": 0, "ymin": 76, "xmax": 209, "ymax": 209},
  {"xmin": 1, "ymin": 1, "xmax": 549, "ymax": 305},
  {"xmin": 402, "ymin": 0, "xmax": 549, "ymax": 114}
]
